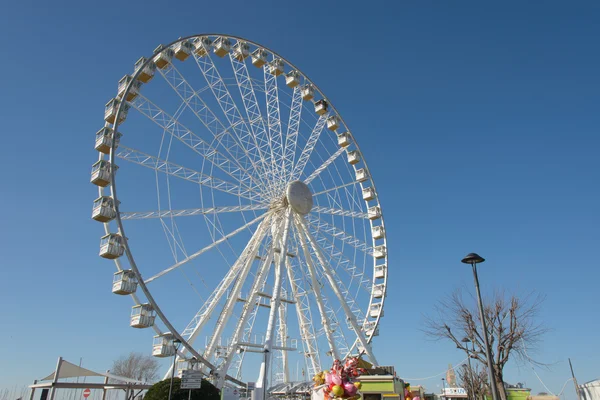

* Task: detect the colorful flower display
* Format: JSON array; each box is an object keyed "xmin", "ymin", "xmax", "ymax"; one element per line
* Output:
[{"xmin": 313, "ymin": 357, "xmax": 366, "ymax": 400}]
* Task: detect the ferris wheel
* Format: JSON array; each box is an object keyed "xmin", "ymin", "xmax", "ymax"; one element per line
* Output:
[{"xmin": 91, "ymin": 34, "xmax": 388, "ymax": 392}]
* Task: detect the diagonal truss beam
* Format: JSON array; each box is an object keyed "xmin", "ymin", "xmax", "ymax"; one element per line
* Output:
[
  {"xmin": 282, "ymin": 86, "xmax": 303, "ymax": 183},
  {"xmin": 116, "ymin": 146, "xmax": 264, "ymax": 202},
  {"xmin": 120, "ymin": 204, "xmax": 268, "ymax": 220},
  {"xmin": 290, "ymin": 114, "xmax": 329, "ymax": 182},
  {"xmin": 311, "ymin": 206, "xmax": 368, "ymax": 219},
  {"xmin": 129, "ymin": 94, "xmax": 261, "ymax": 194},
  {"xmin": 154, "ymin": 64, "xmax": 269, "ymax": 191},
  {"xmin": 193, "ymin": 51, "xmax": 274, "ymax": 195}
]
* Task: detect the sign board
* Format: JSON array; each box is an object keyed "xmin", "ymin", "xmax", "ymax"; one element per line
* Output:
[
  {"xmin": 83, "ymin": 389, "xmax": 91, "ymax": 399},
  {"xmin": 442, "ymin": 388, "xmax": 467, "ymax": 396},
  {"xmin": 181, "ymin": 370, "xmax": 203, "ymax": 389},
  {"xmin": 247, "ymin": 382, "xmax": 255, "ymax": 390}
]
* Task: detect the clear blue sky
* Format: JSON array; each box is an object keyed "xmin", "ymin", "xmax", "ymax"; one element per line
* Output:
[{"xmin": 1, "ymin": 0, "xmax": 599, "ymax": 397}]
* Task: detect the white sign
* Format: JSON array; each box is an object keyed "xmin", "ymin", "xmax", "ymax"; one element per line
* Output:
[
  {"xmin": 443, "ymin": 388, "xmax": 467, "ymax": 396},
  {"xmin": 181, "ymin": 370, "xmax": 203, "ymax": 389}
]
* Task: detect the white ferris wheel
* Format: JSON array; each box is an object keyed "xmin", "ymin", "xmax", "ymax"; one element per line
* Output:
[{"xmin": 91, "ymin": 34, "xmax": 388, "ymax": 392}]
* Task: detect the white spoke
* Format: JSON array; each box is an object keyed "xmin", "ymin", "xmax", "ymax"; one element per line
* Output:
[
  {"xmin": 116, "ymin": 146, "xmax": 264, "ymax": 202},
  {"xmin": 120, "ymin": 204, "xmax": 268, "ymax": 220},
  {"xmin": 264, "ymin": 62, "xmax": 285, "ymax": 192},
  {"xmin": 129, "ymin": 94, "xmax": 261, "ymax": 193},
  {"xmin": 229, "ymin": 53, "xmax": 278, "ymax": 196},
  {"xmin": 304, "ymin": 147, "xmax": 345, "ymax": 184},
  {"xmin": 154, "ymin": 64, "xmax": 269, "ymax": 191},
  {"xmin": 312, "ymin": 181, "xmax": 358, "ymax": 196},
  {"xmin": 297, "ymin": 217, "xmax": 378, "ymax": 364},
  {"xmin": 192, "ymin": 50, "xmax": 273, "ymax": 195},
  {"xmin": 290, "ymin": 114, "xmax": 329, "ymax": 181},
  {"xmin": 311, "ymin": 206, "xmax": 368, "ymax": 219},
  {"xmin": 144, "ymin": 212, "xmax": 270, "ymax": 283},
  {"xmin": 282, "ymin": 86, "xmax": 303, "ymax": 183}
]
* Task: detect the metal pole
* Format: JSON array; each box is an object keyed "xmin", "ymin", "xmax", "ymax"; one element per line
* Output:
[
  {"xmin": 471, "ymin": 263, "xmax": 499, "ymax": 400},
  {"xmin": 101, "ymin": 372, "xmax": 109, "ymax": 400},
  {"xmin": 569, "ymin": 358, "xmax": 583, "ymax": 400},
  {"xmin": 49, "ymin": 357, "xmax": 63, "ymax": 400},
  {"xmin": 442, "ymin": 378, "xmax": 446, "ymax": 398},
  {"xmin": 29, "ymin": 380, "xmax": 38, "ymax": 400},
  {"xmin": 168, "ymin": 347, "xmax": 178, "ymax": 400}
]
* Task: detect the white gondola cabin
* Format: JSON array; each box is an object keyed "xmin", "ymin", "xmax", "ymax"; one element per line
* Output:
[
  {"xmin": 268, "ymin": 58, "xmax": 284, "ymax": 76},
  {"xmin": 193, "ymin": 37, "xmax": 212, "ymax": 57},
  {"xmin": 285, "ymin": 70, "xmax": 300, "ymax": 88},
  {"xmin": 131, "ymin": 304, "xmax": 155, "ymax": 328},
  {"xmin": 134, "ymin": 57, "xmax": 156, "ymax": 83},
  {"xmin": 347, "ymin": 150, "xmax": 361, "ymax": 165},
  {"xmin": 337, "ymin": 132, "xmax": 351, "ymax": 147},
  {"xmin": 92, "ymin": 196, "xmax": 117, "ymax": 222},
  {"xmin": 363, "ymin": 187, "xmax": 376, "ymax": 201},
  {"xmin": 315, "ymin": 99, "xmax": 328, "ymax": 116},
  {"xmin": 91, "ymin": 160, "xmax": 117, "ymax": 187},
  {"xmin": 374, "ymin": 264, "xmax": 386, "ymax": 279},
  {"xmin": 373, "ymin": 283, "xmax": 385, "ymax": 298},
  {"xmin": 368, "ymin": 206, "xmax": 382, "ymax": 221},
  {"xmin": 364, "ymin": 321, "xmax": 380, "ymax": 337},
  {"xmin": 153, "ymin": 45, "xmax": 174, "ymax": 69},
  {"xmin": 174, "ymin": 40, "xmax": 194, "ymax": 61},
  {"xmin": 112, "ymin": 270, "xmax": 137, "ymax": 295},
  {"xmin": 326, "ymin": 116, "xmax": 340, "ymax": 131},
  {"xmin": 104, "ymin": 98, "xmax": 129, "ymax": 124},
  {"xmin": 117, "ymin": 75, "xmax": 141, "ymax": 102},
  {"xmin": 95, "ymin": 127, "xmax": 122, "ymax": 154},
  {"xmin": 373, "ymin": 245, "xmax": 387, "ymax": 259},
  {"xmin": 372, "ymin": 225, "xmax": 385, "ymax": 240},
  {"xmin": 251, "ymin": 48, "xmax": 268, "ymax": 67},
  {"xmin": 232, "ymin": 41, "xmax": 250, "ymax": 61},
  {"xmin": 213, "ymin": 37, "xmax": 232, "ymax": 57},
  {"xmin": 369, "ymin": 303, "xmax": 384, "ymax": 318},
  {"xmin": 356, "ymin": 168, "xmax": 369, "ymax": 182},
  {"xmin": 153, "ymin": 333, "xmax": 177, "ymax": 357},
  {"xmin": 99, "ymin": 233, "xmax": 125, "ymax": 259},
  {"xmin": 301, "ymin": 84, "xmax": 314, "ymax": 101}
]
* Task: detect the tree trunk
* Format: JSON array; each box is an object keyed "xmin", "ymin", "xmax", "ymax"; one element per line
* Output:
[{"xmin": 494, "ymin": 369, "xmax": 507, "ymax": 400}]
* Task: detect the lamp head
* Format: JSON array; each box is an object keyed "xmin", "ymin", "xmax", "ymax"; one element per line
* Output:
[{"xmin": 461, "ymin": 253, "xmax": 485, "ymax": 264}]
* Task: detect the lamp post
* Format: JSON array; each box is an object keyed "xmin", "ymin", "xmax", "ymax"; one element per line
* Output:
[
  {"xmin": 461, "ymin": 253, "xmax": 499, "ymax": 400},
  {"xmin": 168, "ymin": 338, "xmax": 182, "ymax": 400},
  {"xmin": 461, "ymin": 337, "xmax": 474, "ymax": 400},
  {"xmin": 441, "ymin": 378, "xmax": 446, "ymax": 399}
]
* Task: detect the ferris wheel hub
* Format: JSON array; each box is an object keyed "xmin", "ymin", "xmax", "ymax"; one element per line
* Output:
[{"xmin": 286, "ymin": 180, "xmax": 313, "ymax": 215}]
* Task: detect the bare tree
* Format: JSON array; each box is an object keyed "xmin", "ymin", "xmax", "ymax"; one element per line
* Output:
[
  {"xmin": 111, "ymin": 352, "xmax": 160, "ymax": 383},
  {"xmin": 458, "ymin": 364, "xmax": 488, "ymax": 400},
  {"xmin": 425, "ymin": 290, "xmax": 547, "ymax": 400}
]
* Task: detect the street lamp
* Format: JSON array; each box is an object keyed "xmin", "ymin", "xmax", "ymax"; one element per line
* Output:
[
  {"xmin": 461, "ymin": 253, "xmax": 499, "ymax": 400},
  {"xmin": 461, "ymin": 337, "xmax": 474, "ymax": 400},
  {"xmin": 441, "ymin": 378, "xmax": 446, "ymax": 400},
  {"xmin": 168, "ymin": 338, "xmax": 182, "ymax": 400}
]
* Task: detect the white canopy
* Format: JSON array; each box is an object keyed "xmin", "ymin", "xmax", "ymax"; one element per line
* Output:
[
  {"xmin": 41, "ymin": 359, "xmax": 144, "ymax": 384},
  {"xmin": 581, "ymin": 379, "xmax": 600, "ymax": 400}
]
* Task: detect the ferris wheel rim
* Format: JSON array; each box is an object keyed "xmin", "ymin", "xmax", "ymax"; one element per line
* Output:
[{"xmin": 101, "ymin": 33, "xmax": 388, "ymax": 383}]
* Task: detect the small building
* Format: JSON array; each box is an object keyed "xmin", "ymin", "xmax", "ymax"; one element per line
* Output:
[{"xmin": 357, "ymin": 367, "xmax": 405, "ymax": 400}]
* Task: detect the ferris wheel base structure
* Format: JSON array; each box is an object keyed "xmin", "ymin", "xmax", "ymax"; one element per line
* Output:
[{"xmin": 90, "ymin": 33, "xmax": 389, "ymax": 390}]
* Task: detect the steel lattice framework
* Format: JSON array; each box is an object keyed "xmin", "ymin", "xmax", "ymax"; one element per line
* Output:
[{"xmin": 91, "ymin": 34, "xmax": 388, "ymax": 394}]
